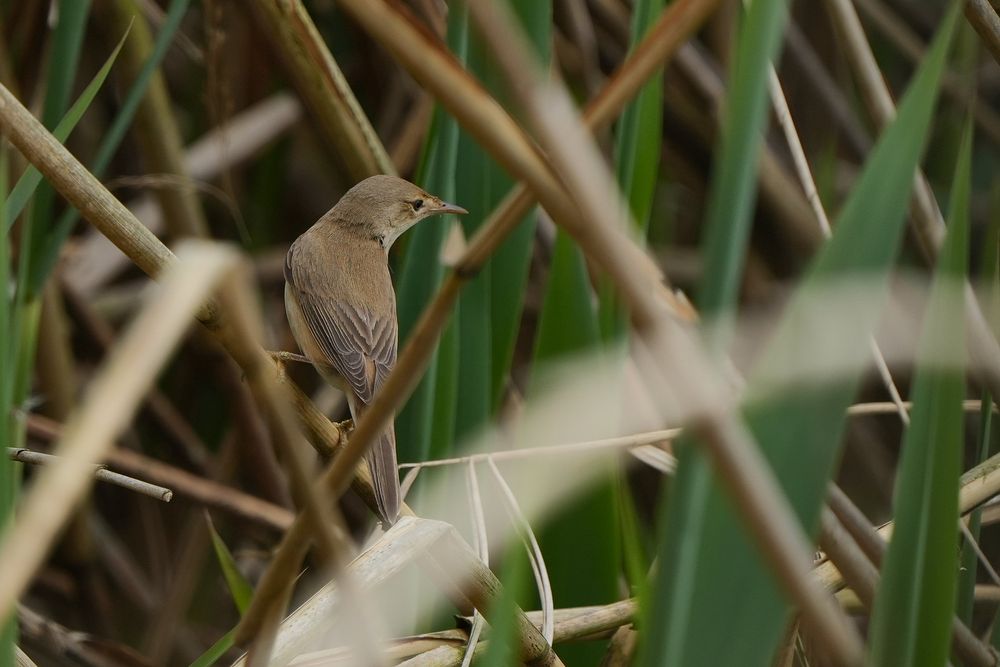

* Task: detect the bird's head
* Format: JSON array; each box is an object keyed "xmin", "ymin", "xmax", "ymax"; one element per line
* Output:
[{"xmin": 334, "ymin": 174, "xmax": 467, "ymax": 249}]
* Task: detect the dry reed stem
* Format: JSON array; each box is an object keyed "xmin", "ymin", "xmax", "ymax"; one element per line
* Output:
[
  {"xmin": 853, "ymin": 0, "xmax": 1000, "ymax": 146},
  {"xmin": 24, "ymin": 404, "xmax": 297, "ymax": 530},
  {"xmin": 250, "ymin": 0, "xmax": 394, "ymax": 178},
  {"xmin": 0, "ymin": 242, "xmax": 237, "ymax": 621},
  {"xmin": 965, "ymin": 0, "xmax": 1000, "ymax": 65},
  {"xmin": 215, "ymin": 268, "xmax": 384, "ymax": 667},
  {"xmin": 465, "ymin": 0, "xmax": 863, "ymax": 663},
  {"xmin": 6, "ymin": 447, "xmax": 173, "ymax": 502},
  {"xmin": 819, "ymin": 507, "xmax": 996, "ymax": 666},
  {"xmin": 599, "ymin": 626, "xmax": 638, "ymax": 667}
]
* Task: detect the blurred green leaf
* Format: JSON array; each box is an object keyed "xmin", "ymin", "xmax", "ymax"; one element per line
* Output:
[
  {"xmin": 697, "ymin": 0, "xmax": 790, "ymax": 319},
  {"xmin": 479, "ymin": 547, "xmax": 530, "ymax": 667},
  {"xmin": 188, "ymin": 627, "xmax": 237, "ymax": 667},
  {"xmin": 601, "ymin": 0, "xmax": 665, "ymax": 340},
  {"xmin": 485, "ymin": 0, "xmax": 551, "ymax": 410},
  {"xmin": 643, "ymin": 5, "xmax": 959, "ymax": 666},
  {"xmin": 532, "ymin": 235, "xmax": 617, "ymax": 666},
  {"xmin": 869, "ymin": 116, "xmax": 970, "ymax": 667},
  {"xmin": 205, "ymin": 514, "xmax": 253, "ymax": 615}
]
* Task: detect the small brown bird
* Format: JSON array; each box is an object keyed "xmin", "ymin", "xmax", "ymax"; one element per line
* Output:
[{"xmin": 284, "ymin": 175, "xmax": 467, "ymax": 525}]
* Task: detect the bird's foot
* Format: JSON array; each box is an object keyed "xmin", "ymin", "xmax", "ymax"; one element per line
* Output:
[
  {"xmin": 267, "ymin": 350, "xmax": 311, "ymax": 367},
  {"xmin": 335, "ymin": 418, "xmax": 355, "ymax": 433}
]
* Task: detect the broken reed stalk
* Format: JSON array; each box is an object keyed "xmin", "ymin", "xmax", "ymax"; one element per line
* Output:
[
  {"xmin": 24, "ymin": 411, "xmax": 294, "ymax": 529},
  {"xmin": 7, "ymin": 447, "xmax": 173, "ymax": 502}
]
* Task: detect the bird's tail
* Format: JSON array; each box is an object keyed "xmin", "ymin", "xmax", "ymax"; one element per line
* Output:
[{"xmin": 364, "ymin": 421, "xmax": 400, "ymax": 526}]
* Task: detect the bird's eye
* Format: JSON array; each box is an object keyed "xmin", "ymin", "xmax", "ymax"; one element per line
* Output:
[{"xmin": 410, "ymin": 199, "xmax": 424, "ymax": 212}]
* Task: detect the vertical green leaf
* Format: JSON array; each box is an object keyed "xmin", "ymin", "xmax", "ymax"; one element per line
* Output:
[
  {"xmin": 205, "ymin": 515, "xmax": 254, "ymax": 615},
  {"xmin": 479, "ymin": 547, "xmax": 529, "ymax": 667},
  {"xmin": 484, "ymin": 0, "xmax": 551, "ymax": 409},
  {"xmin": 869, "ymin": 117, "xmax": 971, "ymax": 667},
  {"xmin": 601, "ymin": 0, "xmax": 666, "ymax": 340},
  {"xmin": 395, "ymin": 3, "xmax": 467, "ymax": 464},
  {"xmin": 697, "ymin": 0, "xmax": 790, "ymax": 318},
  {"xmin": 5, "ymin": 28, "xmax": 129, "ymax": 227},
  {"xmin": 643, "ymin": 6, "xmax": 959, "ymax": 666},
  {"xmin": 531, "ymin": 237, "xmax": 616, "ymax": 667}
]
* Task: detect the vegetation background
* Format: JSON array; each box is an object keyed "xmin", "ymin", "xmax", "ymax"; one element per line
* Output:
[{"xmin": 1, "ymin": 0, "xmax": 999, "ymax": 665}]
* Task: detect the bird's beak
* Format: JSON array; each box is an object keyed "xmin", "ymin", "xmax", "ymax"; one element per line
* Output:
[{"xmin": 434, "ymin": 201, "xmax": 468, "ymax": 215}]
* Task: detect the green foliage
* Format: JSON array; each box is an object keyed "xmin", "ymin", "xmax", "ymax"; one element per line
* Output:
[
  {"xmin": 206, "ymin": 515, "xmax": 253, "ymax": 615},
  {"xmin": 395, "ymin": 2, "xmax": 467, "ymax": 463},
  {"xmin": 531, "ymin": 235, "xmax": 616, "ymax": 667},
  {"xmin": 869, "ymin": 117, "xmax": 971, "ymax": 667},
  {"xmin": 479, "ymin": 547, "xmax": 530, "ymax": 667},
  {"xmin": 601, "ymin": 0, "xmax": 666, "ymax": 339},
  {"xmin": 697, "ymin": 0, "xmax": 790, "ymax": 319},
  {"xmin": 642, "ymin": 5, "xmax": 960, "ymax": 666}
]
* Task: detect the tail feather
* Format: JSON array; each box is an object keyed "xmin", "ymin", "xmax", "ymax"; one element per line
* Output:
[{"xmin": 364, "ymin": 425, "xmax": 400, "ymax": 525}]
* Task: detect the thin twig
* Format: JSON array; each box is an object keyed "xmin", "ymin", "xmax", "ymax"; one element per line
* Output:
[{"xmin": 7, "ymin": 447, "xmax": 172, "ymax": 502}]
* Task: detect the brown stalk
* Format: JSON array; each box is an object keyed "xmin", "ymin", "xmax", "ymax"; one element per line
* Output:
[
  {"xmin": 249, "ymin": 0, "xmax": 395, "ymax": 178},
  {"xmin": 599, "ymin": 626, "xmax": 638, "ymax": 667},
  {"xmin": 965, "ymin": 0, "xmax": 1000, "ymax": 65}
]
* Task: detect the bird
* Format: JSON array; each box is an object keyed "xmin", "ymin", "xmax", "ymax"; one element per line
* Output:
[{"xmin": 283, "ymin": 174, "xmax": 467, "ymax": 526}]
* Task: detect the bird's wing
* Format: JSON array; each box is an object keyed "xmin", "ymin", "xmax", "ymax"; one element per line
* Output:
[{"xmin": 285, "ymin": 244, "xmax": 396, "ymax": 405}]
